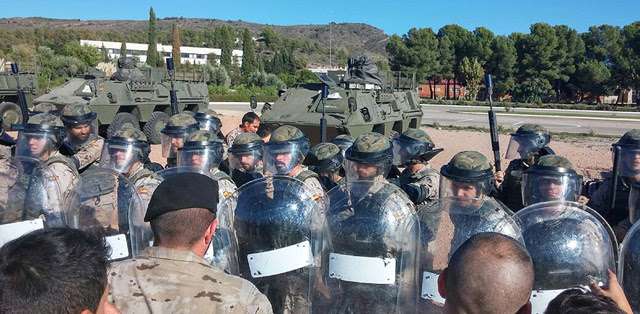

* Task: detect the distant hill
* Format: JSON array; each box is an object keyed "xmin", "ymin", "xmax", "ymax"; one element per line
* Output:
[{"xmin": 0, "ymin": 17, "xmax": 390, "ymax": 66}]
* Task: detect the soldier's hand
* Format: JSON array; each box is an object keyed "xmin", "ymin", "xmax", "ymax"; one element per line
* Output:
[
  {"xmin": 590, "ymin": 269, "xmax": 633, "ymax": 314},
  {"xmin": 494, "ymin": 171, "xmax": 504, "ymax": 188}
]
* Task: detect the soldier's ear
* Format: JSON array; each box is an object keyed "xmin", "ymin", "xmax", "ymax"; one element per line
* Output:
[
  {"xmin": 204, "ymin": 219, "xmax": 217, "ymax": 243},
  {"xmin": 438, "ymin": 267, "xmax": 447, "ymax": 299}
]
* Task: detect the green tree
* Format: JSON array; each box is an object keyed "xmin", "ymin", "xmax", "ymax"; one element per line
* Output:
[
  {"xmin": 554, "ymin": 25, "xmax": 585, "ymax": 102},
  {"xmin": 146, "ymin": 7, "xmax": 161, "ymax": 67},
  {"xmin": 467, "ymin": 27, "xmax": 494, "ymax": 66},
  {"xmin": 217, "ymin": 26, "xmax": 235, "ymax": 69},
  {"xmin": 204, "ymin": 64, "xmax": 230, "ymax": 87},
  {"xmin": 437, "ymin": 36, "xmax": 456, "ymax": 99},
  {"xmin": 172, "ymin": 23, "xmax": 181, "ymax": 67},
  {"xmin": 459, "ymin": 57, "xmax": 484, "ymax": 100},
  {"xmin": 120, "ymin": 41, "xmax": 126, "ymax": 57},
  {"xmin": 10, "ymin": 44, "xmax": 36, "ymax": 66},
  {"xmin": 437, "ymin": 25, "xmax": 473, "ymax": 99},
  {"xmin": 260, "ymin": 26, "xmax": 281, "ymax": 49},
  {"xmin": 240, "ymin": 29, "xmax": 257, "ymax": 81},
  {"xmin": 575, "ymin": 60, "xmax": 612, "ymax": 103},
  {"xmin": 61, "ymin": 41, "xmax": 102, "ymax": 67},
  {"xmin": 485, "ymin": 35, "xmax": 516, "ymax": 98},
  {"xmin": 622, "ymin": 22, "xmax": 640, "ymax": 102},
  {"xmin": 514, "ymin": 23, "xmax": 559, "ymax": 100},
  {"xmin": 100, "ymin": 44, "xmax": 110, "ymax": 62}
]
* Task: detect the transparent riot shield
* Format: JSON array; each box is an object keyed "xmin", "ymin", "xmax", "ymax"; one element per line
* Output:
[
  {"xmin": 312, "ymin": 181, "xmax": 419, "ymax": 314},
  {"xmin": 514, "ymin": 201, "xmax": 618, "ymax": 314},
  {"xmin": 0, "ymin": 156, "xmax": 64, "ymax": 246},
  {"xmin": 142, "ymin": 167, "xmax": 237, "ymax": 273},
  {"xmin": 63, "ymin": 168, "xmax": 147, "ymax": 261},
  {"xmin": 619, "ymin": 218, "xmax": 640, "ymax": 313},
  {"xmin": 418, "ymin": 196, "xmax": 523, "ymax": 312},
  {"xmin": 233, "ymin": 176, "xmax": 326, "ymax": 314}
]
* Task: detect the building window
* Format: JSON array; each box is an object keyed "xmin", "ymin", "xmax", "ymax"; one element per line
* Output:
[
  {"xmin": 417, "ymin": 87, "xmax": 423, "ymax": 91},
  {"xmin": 181, "ymin": 53, "xmax": 190, "ymax": 58},
  {"xmin": 163, "ymin": 52, "xmax": 171, "ymax": 57},
  {"xmin": 196, "ymin": 54, "xmax": 205, "ymax": 59},
  {"xmin": 436, "ymin": 87, "xmax": 442, "ymax": 92},
  {"xmin": 125, "ymin": 50, "xmax": 133, "ymax": 54}
]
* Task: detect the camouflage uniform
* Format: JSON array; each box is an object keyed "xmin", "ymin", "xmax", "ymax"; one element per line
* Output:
[
  {"xmin": 161, "ymin": 114, "xmax": 199, "ymax": 168},
  {"xmin": 226, "ymin": 126, "xmax": 243, "ymax": 148},
  {"xmin": 588, "ymin": 129, "xmax": 640, "ymax": 230},
  {"xmin": 0, "ymin": 118, "xmax": 15, "ymax": 158},
  {"xmin": 194, "ymin": 109, "xmax": 227, "ymax": 159},
  {"xmin": 108, "ymin": 246, "xmax": 273, "ymax": 314},
  {"xmin": 266, "ymin": 126, "xmax": 324, "ymax": 197},
  {"xmin": 60, "ymin": 104, "xmax": 104, "ymax": 172},
  {"xmin": 305, "ymin": 142, "xmax": 343, "ymax": 191},
  {"xmin": 229, "ymin": 133, "xmax": 264, "ymax": 188},
  {"xmin": 499, "ymin": 124, "xmax": 552, "ymax": 212},
  {"xmin": 391, "ymin": 128, "xmax": 442, "ymax": 207},
  {"xmin": 14, "ymin": 113, "xmax": 80, "ymax": 222}
]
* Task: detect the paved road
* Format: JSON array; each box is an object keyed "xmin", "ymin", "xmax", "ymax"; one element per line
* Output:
[{"xmin": 209, "ymin": 102, "xmax": 638, "ymax": 136}]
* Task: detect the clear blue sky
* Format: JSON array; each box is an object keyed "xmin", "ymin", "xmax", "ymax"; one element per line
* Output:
[{"xmin": 0, "ymin": 0, "xmax": 637, "ymax": 35}]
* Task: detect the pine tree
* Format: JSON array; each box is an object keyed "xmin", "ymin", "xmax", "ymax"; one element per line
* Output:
[
  {"xmin": 146, "ymin": 7, "xmax": 160, "ymax": 67},
  {"xmin": 120, "ymin": 41, "xmax": 126, "ymax": 58},
  {"xmin": 240, "ymin": 29, "xmax": 256, "ymax": 81},
  {"xmin": 172, "ymin": 23, "xmax": 181, "ymax": 68}
]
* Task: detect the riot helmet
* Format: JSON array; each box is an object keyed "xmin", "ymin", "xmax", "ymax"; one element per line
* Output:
[
  {"xmin": 31, "ymin": 102, "xmax": 60, "ymax": 116},
  {"xmin": 331, "ymin": 134, "xmax": 354, "ymax": 157},
  {"xmin": 228, "ymin": 132, "xmax": 264, "ymax": 173},
  {"xmin": 440, "ymin": 151, "xmax": 494, "ymax": 199},
  {"xmin": 177, "ymin": 130, "xmax": 224, "ymax": 173},
  {"xmin": 160, "ymin": 114, "xmax": 199, "ymax": 158},
  {"xmin": 619, "ymin": 212, "xmax": 640, "ymax": 312},
  {"xmin": 612, "ymin": 129, "xmax": 640, "ymax": 178},
  {"xmin": 630, "ymin": 183, "xmax": 640, "ymax": 224},
  {"xmin": 505, "ymin": 124, "xmax": 551, "ymax": 160},
  {"xmin": 60, "ymin": 103, "xmax": 98, "ymax": 146},
  {"xmin": 263, "ymin": 125, "xmax": 309, "ymax": 175},
  {"xmin": 514, "ymin": 201, "xmax": 618, "ymax": 313},
  {"xmin": 344, "ymin": 132, "xmax": 392, "ymax": 182},
  {"xmin": 305, "ymin": 142, "xmax": 343, "ymax": 177},
  {"xmin": 15, "ymin": 113, "xmax": 66, "ymax": 161},
  {"xmin": 99, "ymin": 127, "xmax": 150, "ymax": 175},
  {"xmin": 522, "ymin": 155, "xmax": 582, "ymax": 206},
  {"xmin": 194, "ymin": 108, "xmax": 223, "ymax": 134},
  {"xmin": 392, "ymin": 128, "xmax": 443, "ymax": 166}
]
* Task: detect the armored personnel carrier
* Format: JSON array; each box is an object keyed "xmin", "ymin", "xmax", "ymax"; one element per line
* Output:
[
  {"xmin": 33, "ymin": 57, "xmax": 209, "ymax": 143},
  {"xmin": 0, "ymin": 70, "xmax": 38, "ymax": 130},
  {"xmin": 260, "ymin": 55, "xmax": 423, "ymax": 145}
]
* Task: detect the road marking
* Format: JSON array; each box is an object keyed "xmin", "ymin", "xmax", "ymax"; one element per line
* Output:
[
  {"xmin": 512, "ymin": 121, "xmax": 524, "ymax": 126},
  {"xmin": 454, "ymin": 118, "xmax": 473, "ymax": 123}
]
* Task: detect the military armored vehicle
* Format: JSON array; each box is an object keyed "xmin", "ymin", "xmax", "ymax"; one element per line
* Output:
[
  {"xmin": 260, "ymin": 55, "xmax": 423, "ymax": 146},
  {"xmin": 0, "ymin": 70, "xmax": 38, "ymax": 130},
  {"xmin": 33, "ymin": 57, "xmax": 209, "ymax": 143}
]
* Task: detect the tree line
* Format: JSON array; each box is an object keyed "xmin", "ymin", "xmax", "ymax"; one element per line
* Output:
[{"xmin": 387, "ymin": 22, "xmax": 640, "ymax": 103}]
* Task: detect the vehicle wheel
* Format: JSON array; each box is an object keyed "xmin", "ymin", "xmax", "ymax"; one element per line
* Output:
[
  {"xmin": 106, "ymin": 112, "xmax": 140, "ymax": 139},
  {"xmin": 143, "ymin": 111, "xmax": 169, "ymax": 144},
  {"xmin": 0, "ymin": 102, "xmax": 23, "ymax": 131}
]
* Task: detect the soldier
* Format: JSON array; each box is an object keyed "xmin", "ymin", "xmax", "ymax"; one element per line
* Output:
[
  {"xmin": 521, "ymin": 155, "xmax": 582, "ymax": 206},
  {"xmin": 0, "ymin": 117, "xmax": 16, "ymax": 158},
  {"xmin": 30, "ymin": 102, "xmax": 60, "ymax": 116},
  {"xmin": 193, "ymin": 108, "xmax": 223, "ymax": 136},
  {"xmin": 108, "ymin": 172, "xmax": 273, "ymax": 313},
  {"xmin": 160, "ymin": 113, "xmax": 199, "ymax": 168},
  {"xmin": 178, "ymin": 130, "xmax": 237, "ymax": 199},
  {"xmin": 331, "ymin": 134, "xmax": 354, "ymax": 157},
  {"xmin": 226, "ymin": 112, "xmax": 261, "ymax": 147},
  {"xmin": 59, "ymin": 103, "xmax": 104, "ymax": 173},
  {"xmin": 343, "ymin": 132, "xmax": 393, "ymax": 183},
  {"xmin": 228, "ymin": 132, "xmax": 264, "ymax": 187},
  {"xmin": 264, "ymin": 125, "xmax": 323, "ymax": 196},
  {"xmin": 304, "ymin": 142, "xmax": 343, "ymax": 191},
  {"xmin": 588, "ymin": 129, "xmax": 640, "ymax": 238},
  {"xmin": 14, "ymin": 113, "xmax": 79, "ymax": 217},
  {"xmin": 390, "ymin": 128, "xmax": 443, "ymax": 207},
  {"xmin": 495, "ymin": 124, "xmax": 552, "ymax": 212}
]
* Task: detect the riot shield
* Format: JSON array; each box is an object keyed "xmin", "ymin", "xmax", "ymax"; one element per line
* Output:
[
  {"xmin": 418, "ymin": 196, "xmax": 523, "ymax": 312},
  {"xmin": 514, "ymin": 201, "xmax": 618, "ymax": 314},
  {"xmin": 0, "ymin": 156, "xmax": 64, "ymax": 246},
  {"xmin": 312, "ymin": 180, "xmax": 419, "ymax": 314},
  {"xmin": 232, "ymin": 175, "xmax": 326, "ymax": 314},
  {"xmin": 142, "ymin": 167, "xmax": 237, "ymax": 273},
  {"xmin": 619, "ymin": 217, "xmax": 640, "ymax": 312},
  {"xmin": 63, "ymin": 168, "xmax": 147, "ymax": 261}
]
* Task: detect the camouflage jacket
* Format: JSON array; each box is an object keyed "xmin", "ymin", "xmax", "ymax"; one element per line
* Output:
[
  {"xmin": 225, "ymin": 126, "xmax": 243, "ymax": 148},
  {"xmin": 290, "ymin": 166, "xmax": 325, "ymax": 197},
  {"xmin": 67, "ymin": 134, "xmax": 104, "ymax": 172},
  {"xmin": 108, "ymin": 247, "xmax": 273, "ymax": 314},
  {"xmin": 398, "ymin": 164, "xmax": 440, "ymax": 207},
  {"xmin": 211, "ymin": 168, "xmax": 237, "ymax": 199}
]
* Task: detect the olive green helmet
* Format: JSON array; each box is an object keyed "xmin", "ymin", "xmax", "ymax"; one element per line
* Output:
[
  {"xmin": 346, "ymin": 132, "xmax": 392, "ymax": 163},
  {"xmin": 523, "ymin": 155, "xmax": 582, "ymax": 205},
  {"xmin": 264, "ymin": 125, "xmax": 310, "ymax": 174},
  {"xmin": 612, "ymin": 129, "xmax": 640, "ymax": 177},
  {"xmin": 440, "ymin": 151, "xmax": 494, "ymax": 198},
  {"xmin": 267, "ymin": 125, "xmax": 310, "ymax": 155},
  {"xmin": 228, "ymin": 132, "xmax": 264, "ymax": 172},
  {"xmin": 31, "ymin": 102, "xmax": 60, "ymax": 116},
  {"xmin": 100, "ymin": 127, "xmax": 150, "ymax": 172},
  {"xmin": 161, "ymin": 114, "xmax": 199, "ymax": 135},
  {"xmin": 392, "ymin": 128, "xmax": 443, "ymax": 165},
  {"xmin": 194, "ymin": 109, "xmax": 222, "ymax": 133},
  {"xmin": 305, "ymin": 142, "xmax": 343, "ymax": 175},
  {"xmin": 506, "ymin": 124, "xmax": 551, "ymax": 160},
  {"xmin": 60, "ymin": 103, "xmax": 97, "ymax": 126},
  {"xmin": 15, "ymin": 113, "xmax": 67, "ymax": 159},
  {"xmin": 178, "ymin": 130, "xmax": 224, "ymax": 170}
]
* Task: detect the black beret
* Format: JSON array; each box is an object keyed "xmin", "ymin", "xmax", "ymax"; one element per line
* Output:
[{"xmin": 144, "ymin": 172, "xmax": 219, "ymax": 222}]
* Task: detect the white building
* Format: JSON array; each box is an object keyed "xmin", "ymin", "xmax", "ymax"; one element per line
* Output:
[{"xmin": 80, "ymin": 40, "xmax": 243, "ymax": 66}]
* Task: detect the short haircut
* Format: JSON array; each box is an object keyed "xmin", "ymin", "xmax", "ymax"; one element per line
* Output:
[
  {"xmin": 242, "ymin": 112, "xmax": 260, "ymax": 125},
  {"xmin": 544, "ymin": 289, "xmax": 627, "ymax": 314},
  {"xmin": 257, "ymin": 123, "xmax": 272, "ymax": 138},
  {"xmin": 446, "ymin": 232, "xmax": 534, "ymax": 314},
  {"xmin": 0, "ymin": 228, "xmax": 109, "ymax": 313},
  {"xmin": 150, "ymin": 207, "xmax": 216, "ymax": 247}
]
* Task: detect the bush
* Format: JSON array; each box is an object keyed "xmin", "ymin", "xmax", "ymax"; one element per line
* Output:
[
  {"xmin": 419, "ymin": 98, "xmax": 639, "ymax": 112},
  {"xmin": 204, "ymin": 64, "xmax": 230, "ymax": 88}
]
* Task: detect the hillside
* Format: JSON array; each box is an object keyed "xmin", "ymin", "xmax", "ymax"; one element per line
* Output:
[{"xmin": 0, "ymin": 17, "xmax": 390, "ymax": 66}]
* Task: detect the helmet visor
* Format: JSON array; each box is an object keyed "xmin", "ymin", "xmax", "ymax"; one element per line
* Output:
[
  {"xmin": 344, "ymin": 159, "xmax": 391, "ymax": 182},
  {"xmin": 392, "ymin": 138, "xmax": 430, "ymax": 166},
  {"xmin": 505, "ymin": 135, "xmax": 541, "ymax": 160},
  {"xmin": 263, "ymin": 142, "xmax": 306, "ymax": 176},
  {"xmin": 522, "ymin": 172, "xmax": 582, "ymax": 206},
  {"xmin": 615, "ymin": 146, "xmax": 640, "ymax": 177},
  {"xmin": 197, "ymin": 117, "xmax": 222, "ymax": 134},
  {"xmin": 16, "ymin": 130, "xmax": 64, "ymax": 160},
  {"xmin": 99, "ymin": 141, "xmax": 143, "ymax": 173},
  {"xmin": 630, "ymin": 183, "xmax": 640, "ymax": 224},
  {"xmin": 229, "ymin": 150, "xmax": 263, "ymax": 173},
  {"xmin": 65, "ymin": 119, "xmax": 98, "ymax": 146},
  {"xmin": 161, "ymin": 133, "xmax": 188, "ymax": 158},
  {"xmin": 439, "ymin": 174, "xmax": 493, "ymax": 199},
  {"xmin": 332, "ymin": 139, "xmax": 353, "ymax": 158},
  {"xmin": 177, "ymin": 146, "xmax": 223, "ymax": 172}
]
